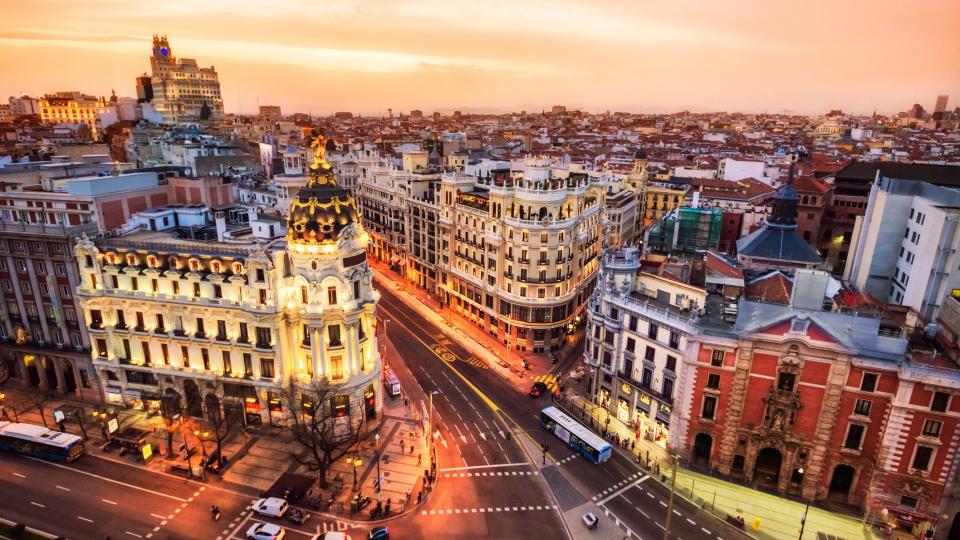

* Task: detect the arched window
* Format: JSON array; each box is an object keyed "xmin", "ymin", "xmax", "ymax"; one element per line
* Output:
[{"xmin": 210, "ymin": 261, "xmax": 221, "ymax": 273}]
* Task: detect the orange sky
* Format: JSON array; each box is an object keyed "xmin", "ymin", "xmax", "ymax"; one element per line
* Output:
[{"xmin": 1, "ymin": 0, "xmax": 958, "ymax": 116}]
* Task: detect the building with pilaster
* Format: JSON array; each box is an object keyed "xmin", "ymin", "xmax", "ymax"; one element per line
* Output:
[
  {"xmin": 73, "ymin": 134, "xmax": 382, "ymax": 426},
  {"xmin": 147, "ymin": 35, "xmax": 224, "ymax": 124}
]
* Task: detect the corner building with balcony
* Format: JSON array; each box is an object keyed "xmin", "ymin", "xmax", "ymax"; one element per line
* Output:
[
  {"xmin": 74, "ymin": 135, "xmax": 382, "ymax": 427},
  {"xmin": 437, "ymin": 158, "xmax": 603, "ymax": 353}
]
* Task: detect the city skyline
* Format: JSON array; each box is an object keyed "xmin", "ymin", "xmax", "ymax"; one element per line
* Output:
[{"xmin": 1, "ymin": 0, "xmax": 958, "ymax": 116}]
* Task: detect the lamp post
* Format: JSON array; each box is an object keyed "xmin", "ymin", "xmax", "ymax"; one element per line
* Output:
[
  {"xmin": 797, "ymin": 467, "xmax": 805, "ymax": 497},
  {"xmin": 352, "ymin": 454, "xmax": 362, "ymax": 490},
  {"xmin": 374, "ymin": 432, "xmax": 382, "ymax": 501},
  {"xmin": 662, "ymin": 453, "xmax": 678, "ymax": 540},
  {"xmin": 428, "ymin": 391, "xmax": 439, "ymax": 468}
]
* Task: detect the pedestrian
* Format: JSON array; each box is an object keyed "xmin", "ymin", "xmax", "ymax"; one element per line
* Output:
[
  {"xmin": 409, "ymin": 444, "xmax": 414, "ymax": 454},
  {"xmin": 406, "ymin": 489, "xmax": 411, "ymax": 501},
  {"xmin": 418, "ymin": 453, "xmax": 422, "ymax": 465},
  {"xmin": 400, "ymin": 440, "xmax": 405, "ymax": 453},
  {"xmin": 417, "ymin": 490, "xmax": 423, "ymax": 504}
]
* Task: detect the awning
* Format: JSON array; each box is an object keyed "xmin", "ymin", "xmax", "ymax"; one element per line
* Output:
[
  {"xmin": 122, "ymin": 389, "xmax": 142, "ymax": 398},
  {"xmin": 105, "ymin": 385, "xmax": 123, "ymax": 394},
  {"xmin": 886, "ymin": 506, "xmax": 938, "ymax": 525}
]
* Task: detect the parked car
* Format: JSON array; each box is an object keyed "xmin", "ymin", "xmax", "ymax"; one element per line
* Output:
[
  {"xmin": 369, "ymin": 526, "xmax": 389, "ymax": 540},
  {"xmin": 247, "ymin": 523, "xmax": 285, "ymax": 540},
  {"xmin": 309, "ymin": 533, "xmax": 352, "ymax": 540},
  {"xmin": 582, "ymin": 512, "xmax": 598, "ymax": 530},
  {"xmin": 529, "ymin": 381, "xmax": 548, "ymax": 398},
  {"xmin": 252, "ymin": 497, "xmax": 289, "ymax": 518}
]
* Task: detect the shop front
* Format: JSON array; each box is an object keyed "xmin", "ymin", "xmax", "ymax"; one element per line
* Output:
[
  {"xmin": 105, "ymin": 385, "xmax": 124, "ymax": 405},
  {"xmin": 244, "ymin": 396, "xmax": 262, "ymax": 425},
  {"xmin": 267, "ymin": 392, "xmax": 283, "ymax": 425},
  {"xmin": 364, "ymin": 383, "xmax": 377, "ymax": 420}
]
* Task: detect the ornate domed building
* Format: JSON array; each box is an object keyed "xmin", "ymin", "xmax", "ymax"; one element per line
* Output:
[
  {"xmin": 281, "ymin": 132, "xmax": 382, "ymax": 426},
  {"xmin": 73, "ymin": 131, "xmax": 381, "ymax": 429}
]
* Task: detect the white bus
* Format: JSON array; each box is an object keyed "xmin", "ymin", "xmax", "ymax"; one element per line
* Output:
[
  {"xmin": 0, "ymin": 421, "xmax": 85, "ymax": 462},
  {"xmin": 539, "ymin": 406, "xmax": 612, "ymax": 464}
]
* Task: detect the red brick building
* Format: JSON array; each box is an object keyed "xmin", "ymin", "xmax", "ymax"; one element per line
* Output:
[{"xmin": 678, "ymin": 296, "xmax": 960, "ymax": 533}]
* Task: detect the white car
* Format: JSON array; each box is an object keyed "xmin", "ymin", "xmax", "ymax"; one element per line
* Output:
[
  {"xmin": 308, "ymin": 533, "xmax": 352, "ymax": 540},
  {"xmin": 251, "ymin": 497, "xmax": 289, "ymax": 518},
  {"xmin": 247, "ymin": 522, "xmax": 286, "ymax": 540}
]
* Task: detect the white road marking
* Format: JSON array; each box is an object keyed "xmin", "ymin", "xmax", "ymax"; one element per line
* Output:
[
  {"xmin": 125, "ymin": 532, "xmax": 143, "ymax": 538},
  {"xmin": 30, "ymin": 501, "xmax": 45, "ymax": 508},
  {"xmin": 150, "ymin": 514, "xmax": 166, "ymax": 520},
  {"xmin": 56, "ymin": 485, "xmax": 70, "ymax": 491},
  {"xmin": 686, "ymin": 517, "xmax": 695, "ymax": 524},
  {"xmin": 597, "ymin": 475, "xmax": 649, "ymax": 505},
  {"xmin": 12, "ymin": 472, "xmax": 26, "ymax": 478},
  {"xmin": 25, "ymin": 456, "xmax": 187, "ymax": 502},
  {"xmin": 77, "ymin": 516, "xmax": 94, "ymax": 523},
  {"xmin": 440, "ymin": 463, "xmax": 528, "ymax": 472},
  {"xmin": 103, "ymin": 499, "xmax": 118, "ymax": 505},
  {"xmin": 702, "ymin": 527, "xmax": 712, "ymax": 534}
]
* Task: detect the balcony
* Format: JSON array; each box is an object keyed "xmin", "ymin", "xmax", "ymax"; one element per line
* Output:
[{"xmin": 254, "ymin": 342, "xmax": 272, "ymax": 351}]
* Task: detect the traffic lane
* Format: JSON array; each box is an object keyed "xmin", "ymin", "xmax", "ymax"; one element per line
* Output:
[
  {"xmin": 432, "ymin": 468, "xmax": 557, "ymax": 510},
  {"xmin": 603, "ymin": 486, "xmax": 719, "ymax": 540},
  {"xmin": 0, "ymin": 453, "xmax": 181, "ymax": 539},
  {"xmin": 383, "ymin": 309, "xmax": 522, "ymax": 466},
  {"xmin": 227, "ymin": 512, "xmax": 319, "ymax": 540},
  {"xmin": 405, "ymin": 506, "xmax": 565, "ymax": 540}
]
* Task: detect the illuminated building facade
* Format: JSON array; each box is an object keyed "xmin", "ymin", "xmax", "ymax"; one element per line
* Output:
[
  {"xmin": 74, "ymin": 134, "xmax": 381, "ymax": 426},
  {"xmin": 437, "ymin": 158, "xmax": 602, "ymax": 353},
  {"xmin": 148, "ymin": 34, "xmax": 224, "ymax": 124},
  {"xmin": 38, "ymin": 92, "xmax": 108, "ymax": 140}
]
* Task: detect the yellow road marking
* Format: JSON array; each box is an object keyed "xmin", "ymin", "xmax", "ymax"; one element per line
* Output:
[{"xmin": 385, "ymin": 312, "xmax": 500, "ymax": 412}]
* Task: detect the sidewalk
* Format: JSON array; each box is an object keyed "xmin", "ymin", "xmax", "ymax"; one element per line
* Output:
[
  {"xmin": 371, "ymin": 262, "xmax": 576, "ymax": 390},
  {"xmin": 555, "ymin": 391, "xmax": 876, "ymax": 540}
]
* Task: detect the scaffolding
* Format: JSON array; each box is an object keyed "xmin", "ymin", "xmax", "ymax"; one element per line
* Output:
[{"xmin": 645, "ymin": 206, "xmax": 723, "ymax": 255}]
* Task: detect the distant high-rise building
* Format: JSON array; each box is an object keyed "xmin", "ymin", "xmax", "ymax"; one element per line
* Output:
[
  {"xmin": 148, "ymin": 34, "xmax": 223, "ymax": 124},
  {"xmin": 258, "ymin": 105, "xmax": 281, "ymax": 122},
  {"xmin": 409, "ymin": 109, "xmax": 423, "ymax": 119},
  {"xmin": 907, "ymin": 103, "xmax": 926, "ymax": 119},
  {"xmin": 135, "ymin": 75, "xmax": 153, "ymax": 103},
  {"xmin": 8, "ymin": 95, "xmax": 39, "ymax": 116},
  {"xmin": 934, "ymin": 94, "xmax": 949, "ymax": 113}
]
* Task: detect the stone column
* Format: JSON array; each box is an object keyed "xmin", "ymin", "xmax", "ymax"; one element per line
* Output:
[
  {"xmin": 349, "ymin": 324, "xmax": 360, "ymax": 376},
  {"xmin": 310, "ymin": 326, "xmax": 319, "ymax": 377},
  {"xmin": 717, "ymin": 343, "xmax": 752, "ymax": 475},
  {"xmin": 52, "ymin": 357, "xmax": 66, "ymax": 395},
  {"xmin": 320, "ymin": 328, "xmax": 330, "ymax": 378},
  {"xmin": 35, "ymin": 355, "xmax": 50, "ymax": 391}
]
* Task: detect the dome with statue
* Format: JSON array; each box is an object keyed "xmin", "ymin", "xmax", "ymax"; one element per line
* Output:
[{"xmin": 286, "ymin": 131, "xmax": 360, "ymax": 245}]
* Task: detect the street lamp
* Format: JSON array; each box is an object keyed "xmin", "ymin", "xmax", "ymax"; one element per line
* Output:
[
  {"xmin": 374, "ymin": 433, "xmax": 382, "ymax": 501},
  {"xmin": 662, "ymin": 453, "xmax": 679, "ymax": 540},
  {"xmin": 351, "ymin": 454, "xmax": 362, "ymax": 489}
]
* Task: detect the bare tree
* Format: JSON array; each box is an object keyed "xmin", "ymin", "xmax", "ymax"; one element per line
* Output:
[
  {"xmin": 160, "ymin": 388, "xmax": 183, "ymax": 457},
  {"xmin": 204, "ymin": 379, "xmax": 240, "ymax": 467},
  {"xmin": 29, "ymin": 389, "xmax": 53, "ymax": 428},
  {"xmin": 280, "ymin": 377, "xmax": 367, "ymax": 488}
]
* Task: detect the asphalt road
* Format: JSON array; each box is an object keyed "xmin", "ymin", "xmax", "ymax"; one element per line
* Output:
[{"xmin": 377, "ymin": 285, "xmax": 745, "ymax": 540}]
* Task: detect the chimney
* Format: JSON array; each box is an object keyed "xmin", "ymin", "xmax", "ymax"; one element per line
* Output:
[{"xmin": 215, "ymin": 211, "xmax": 226, "ymax": 242}]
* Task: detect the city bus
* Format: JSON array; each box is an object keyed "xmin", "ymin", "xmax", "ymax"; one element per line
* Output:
[
  {"xmin": 0, "ymin": 421, "xmax": 85, "ymax": 462},
  {"xmin": 539, "ymin": 406, "xmax": 612, "ymax": 464}
]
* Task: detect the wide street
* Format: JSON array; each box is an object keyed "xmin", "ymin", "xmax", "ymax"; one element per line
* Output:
[
  {"xmin": 375, "ymin": 283, "xmax": 749, "ymax": 540},
  {"xmin": 0, "ymin": 281, "xmax": 747, "ymax": 540}
]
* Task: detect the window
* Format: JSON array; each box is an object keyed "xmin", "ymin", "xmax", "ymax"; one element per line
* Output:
[
  {"xmin": 706, "ymin": 374, "xmax": 720, "ymax": 389},
  {"xmin": 192, "ymin": 282, "xmax": 201, "ymax": 297},
  {"xmin": 222, "ymin": 351, "xmax": 232, "ymax": 374},
  {"xmin": 701, "ymin": 396, "xmax": 717, "ymax": 420},
  {"xmin": 213, "ymin": 284, "xmax": 222, "ymax": 298},
  {"xmin": 628, "ymin": 316, "xmax": 637, "ymax": 332},
  {"xmin": 111, "ymin": 275, "xmax": 119, "ymax": 289},
  {"xmin": 899, "ymin": 495, "xmax": 919, "ymax": 509},
  {"xmin": 217, "ymin": 320, "xmax": 227, "ymax": 340},
  {"xmin": 161, "ymin": 343, "xmax": 170, "ymax": 365},
  {"xmin": 243, "ymin": 353, "xmax": 253, "ymax": 376},
  {"xmin": 353, "ymin": 281, "xmax": 361, "ymax": 299},
  {"xmin": 668, "ymin": 331, "xmax": 680, "ymax": 350},
  {"xmin": 854, "ymin": 399, "xmax": 872, "ymax": 416},
  {"xmin": 255, "ymin": 327, "xmax": 271, "ymax": 348},
  {"xmin": 201, "ymin": 348, "xmax": 210, "ymax": 370},
  {"xmin": 172, "ymin": 280, "xmax": 179, "ymax": 295},
  {"xmin": 96, "ymin": 338, "xmax": 108, "ymax": 358},
  {"xmin": 922, "ymin": 419, "xmax": 942, "ymax": 438},
  {"xmin": 665, "ymin": 356, "xmax": 676, "ymax": 372},
  {"xmin": 131, "ymin": 277, "xmax": 139, "ymax": 291},
  {"xmin": 135, "ymin": 312, "xmax": 145, "ymax": 331},
  {"xmin": 710, "ymin": 350, "xmax": 724, "ymax": 367},
  {"xmin": 328, "ymin": 325, "xmax": 342, "ymax": 347},
  {"xmin": 239, "ymin": 323, "xmax": 249, "ymax": 342},
  {"xmin": 644, "ymin": 346, "xmax": 655, "ymax": 362},
  {"xmin": 625, "ymin": 337, "xmax": 636, "ymax": 353},
  {"xmin": 777, "ymin": 372, "xmax": 796, "ymax": 392},
  {"xmin": 844, "ymin": 423, "xmax": 865, "ymax": 450},
  {"xmin": 647, "ymin": 323, "xmax": 658, "ymax": 340},
  {"xmin": 141, "ymin": 341, "xmax": 152, "ymax": 364},
  {"xmin": 195, "ymin": 318, "xmax": 205, "ymax": 337},
  {"xmin": 911, "ymin": 445, "xmax": 933, "ymax": 472},
  {"xmin": 327, "ymin": 286, "xmax": 337, "ymax": 305},
  {"xmin": 260, "ymin": 358, "xmax": 275, "ymax": 378},
  {"xmin": 661, "ymin": 378, "xmax": 673, "ymax": 399},
  {"xmin": 330, "ymin": 355, "xmax": 344, "ymax": 380},
  {"xmin": 181, "ymin": 345, "xmax": 190, "ymax": 367},
  {"xmin": 259, "ymin": 289, "xmax": 267, "ymax": 304},
  {"xmin": 860, "ymin": 373, "xmax": 878, "ymax": 392},
  {"xmin": 931, "ymin": 392, "xmax": 949, "ymax": 413},
  {"xmin": 641, "ymin": 367, "xmax": 652, "ymax": 387}
]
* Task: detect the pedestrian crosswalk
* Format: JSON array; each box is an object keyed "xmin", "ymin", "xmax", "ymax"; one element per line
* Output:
[
  {"xmin": 422, "ymin": 505, "xmax": 557, "ymax": 516},
  {"xmin": 443, "ymin": 470, "xmax": 539, "ymax": 478},
  {"xmin": 531, "ymin": 374, "xmax": 559, "ymax": 391}
]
